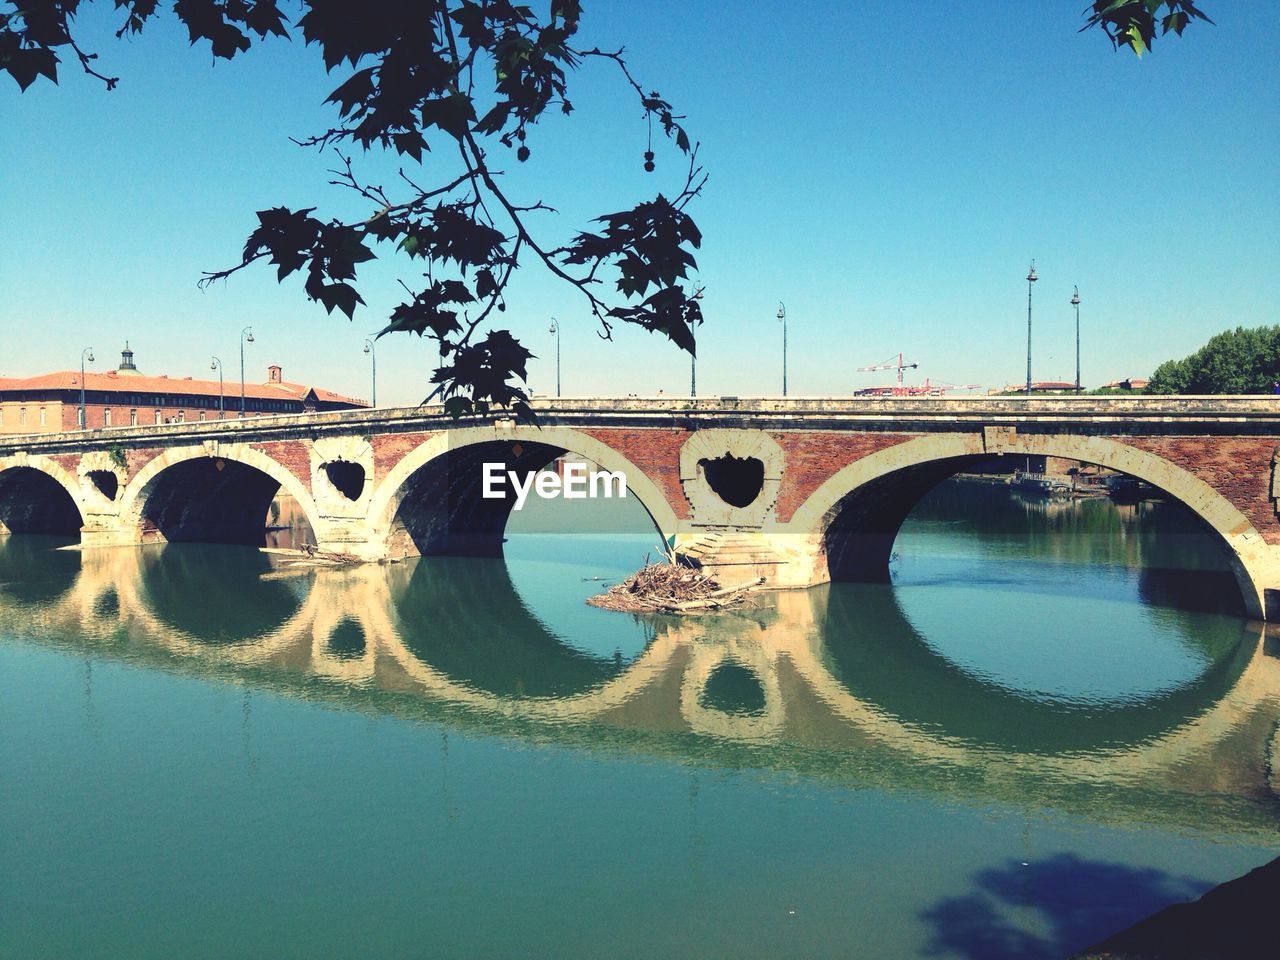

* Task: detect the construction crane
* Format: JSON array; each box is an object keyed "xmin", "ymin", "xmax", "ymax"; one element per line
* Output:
[{"xmin": 856, "ymin": 353, "xmax": 919, "ymax": 389}]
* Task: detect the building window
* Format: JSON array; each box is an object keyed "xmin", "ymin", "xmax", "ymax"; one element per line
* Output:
[
  {"xmin": 199, "ymin": 411, "xmax": 206, "ymax": 421},
  {"xmin": 130, "ymin": 408, "xmax": 138, "ymax": 426},
  {"xmin": 20, "ymin": 407, "xmax": 27, "ymax": 427},
  {"xmin": 39, "ymin": 407, "xmax": 47, "ymax": 427},
  {"xmin": 103, "ymin": 408, "xmax": 112, "ymax": 427},
  {"xmin": 154, "ymin": 410, "xmax": 162, "ymax": 425}
]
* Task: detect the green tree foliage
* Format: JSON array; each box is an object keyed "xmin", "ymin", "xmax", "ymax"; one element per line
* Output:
[
  {"xmin": 1083, "ymin": 1, "xmax": 1213, "ymax": 57},
  {"xmin": 1147, "ymin": 327, "xmax": 1280, "ymax": 395},
  {"xmin": 1, "ymin": 2, "xmax": 1212, "ymax": 415}
]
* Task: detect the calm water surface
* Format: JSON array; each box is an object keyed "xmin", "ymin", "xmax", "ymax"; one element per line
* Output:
[{"xmin": 2, "ymin": 481, "xmax": 1277, "ymax": 959}]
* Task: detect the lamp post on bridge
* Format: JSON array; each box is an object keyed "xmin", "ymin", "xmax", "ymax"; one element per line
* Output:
[
  {"xmin": 79, "ymin": 347, "xmax": 94, "ymax": 429},
  {"xmin": 690, "ymin": 287, "xmax": 704, "ymax": 398},
  {"xmin": 239, "ymin": 326, "xmax": 254, "ymax": 417},
  {"xmin": 363, "ymin": 339, "xmax": 377, "ymax": 407},
  {"xmin": 548, "ymin": 318, "xmax": 560, "ymax": 398},
  {"xmin": 776, "ymin": 301, "xmax": 788, "ymax": 397},
  {"xmin": 1025, "ymin": 260, "xmax": 1037, "ymax": 395},
  {"xmin": 210, "ymin": 357, "xmax": 224, "ymax": 417},
  {"xmin": 1071, "ymin": 285, "xmax": 1081, "ymax": 395}
]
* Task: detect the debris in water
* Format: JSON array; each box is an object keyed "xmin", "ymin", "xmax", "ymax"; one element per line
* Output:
[{"xmin": 586, "ymin": 562, "xmax": 761, "ymax": 614}]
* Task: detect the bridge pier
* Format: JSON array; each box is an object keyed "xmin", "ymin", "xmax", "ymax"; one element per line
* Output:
[
  {"xmin": 312, "ymin": 516, "xmax": 386, "ymax": 561},
  {"xmin": 674, "ymin": 531, "xmax": 828, "ymax": 589}
]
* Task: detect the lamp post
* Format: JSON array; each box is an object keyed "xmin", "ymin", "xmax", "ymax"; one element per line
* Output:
[
  {"xmin": 79, "ymin": 347, "xmax": 94, "ymax": 428},
  {"xmin": 690, "ymin": 287, "xmax": 704, "ymax": 398},
  {"xmin": 363, "ymin": 339, "xmax": 377, "ymax": 407},
  {"xmin": 548, "ymin": 318, "xmax": 560, "ymax": 397},
  {"xmin": 1071, "ymin": 285, "xmax": 1081, "ymax": 395},
  {"xmin": 1025, "ymin": 261, "xmax": 1037, "ymax": 395},
  {"xmin": 776, "ymin": 301, "xmax": 788, "ymax": 397},
  {"xmin": 210, "ymin": 357, "xmax": 224, "ymax": 417},
  {"xmin": 239, "ymin": 326, "xmax": 254, "ymax": 416}
]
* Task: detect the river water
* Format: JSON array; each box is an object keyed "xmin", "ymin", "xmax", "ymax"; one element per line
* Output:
[{"xmin": 1, "ymin": 480, "xmax": 1277, "ymax": 959}]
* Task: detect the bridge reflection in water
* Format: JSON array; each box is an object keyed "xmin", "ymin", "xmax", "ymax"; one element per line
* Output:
[{"xmin": 3, "ymin": 491, "xmax": 1277, "ymax": 842}]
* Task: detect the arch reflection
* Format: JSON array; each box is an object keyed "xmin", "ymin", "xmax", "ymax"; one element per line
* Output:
[
  {"xmin": 817, "ymin": 581, "xmax": 1254, "ymax": 754},
  {"xmin": 390, "ymin": 556, "xmax": 649, "ymax": 699},
  {"xmin": 137, "ymin": 545, "xmax": 308, "ymax": 646},
  {"xmin": 0, "ymin": 534, "xmax": 80, "ymax": 604},
  {"xmin": 1, "ymin": 538, "xmax": 1276, "ymax": 836}
]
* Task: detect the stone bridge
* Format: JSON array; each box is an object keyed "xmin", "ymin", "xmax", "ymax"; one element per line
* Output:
[{"xmin": 3, "ymin": 396, "xmax": 1280, "ymax": 617}]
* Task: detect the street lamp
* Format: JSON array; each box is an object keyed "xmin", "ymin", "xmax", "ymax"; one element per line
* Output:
[
  {"xmin": 1025, "ymin": 260, "xmax": 1038, "ymax": 395},
  {"xmin": 363, "ymin": 339, "xmax": 377, "ymax": 407},
  {"xmin": 239, "ymin": 326, "xmax": 254, "ymax": 416},
  {"xmin": 690, "ymin": 287, "xmax": 705, "ymax": 398},
  {"xmin": 79, "ymin": 347, "xmax": 94, "ymax": 428},
  {"xmin": 548, "ymin": 318, "xmax": 560, "ymax": 398},
  {"xmin": 776, "ymin": 301, "xmax": 788, "ymax": 397},
  {"xmin": 1071, "ymin": 286, "xmax": 1081, "ymax": 395},
  {"xmin": 210, "ymin": 357, "xmax": 224, "ymax": 417}
]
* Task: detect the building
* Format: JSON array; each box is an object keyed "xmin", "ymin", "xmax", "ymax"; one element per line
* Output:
[
  {"xmin": 1101, "ymin": 377, "xmax": 1149, "ymax": 391},
  {"xmin": 0, "ymin": 345, "xmax": 368, "ymax": 435},
  {"xmin": 990, "ymin": 381, "xmax": 1080, "ymax": 395}
]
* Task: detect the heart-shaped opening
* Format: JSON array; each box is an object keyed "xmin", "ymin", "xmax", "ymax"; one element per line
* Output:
[
  {"xmin": 87, "ymin": 469, "xmax": 119, "ymax": 501},
  {"xmin": 698, "ymin": 453, "xmax": 764, "ymax": 508},
  {"xmin": 324, "ymin": 460, "xmax": 366, "ymax": 501}
]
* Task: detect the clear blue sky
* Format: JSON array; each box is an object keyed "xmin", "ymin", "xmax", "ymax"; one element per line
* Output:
[{"xmin": 2, "ymin": 1, "xmax": 1277, "ymax": 404}]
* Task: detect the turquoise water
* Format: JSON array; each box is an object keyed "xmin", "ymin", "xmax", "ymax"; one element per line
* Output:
[{"xmin": 1, "ymin": 482, "xmax": 1277, "ymax": 958}]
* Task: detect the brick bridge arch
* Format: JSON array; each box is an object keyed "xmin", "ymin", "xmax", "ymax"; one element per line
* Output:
[
  {"xmin": 0, "ymin": 454, "xmax": 86, "ymax": 534},
  {"xmin": 365, "ymin": 425, "xmax": 680, "ymax": 558},
  {"xmin": 788, "ymin": 433, "xmax": 1273, "ymax": 619},
  {"xmin": 118, "ymin": 442, "xmax": 324, "ymax": 546}
]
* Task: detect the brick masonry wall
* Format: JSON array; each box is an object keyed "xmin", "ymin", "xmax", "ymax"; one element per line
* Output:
[
  {"xmin": 122, "ymin": 447, "xmax": 161, "ymax": 483},
  {"xmin": 1126, "ymin": 436, "xmax": 1280, "ymax": 544},
  {"xmin": 49, "ymin": 453, "xmax": 80, "ymax": 478},
  {"xmin": 770, "ymin": 432, "xmax": 918, "ymax": 522},
  {"xmin": 252, "ymin": 441, "xmax": 311, "ymax": 489},
  {"xmin": 372, "ymin": 431, "xmax": 436, "ymax": 480},
  {"xmin": 72, "ymin": 403, "xmax": 257, "ymax": 430},
  {"xmin": 583, "ymin": 428, "xmax": 694, "ymax": 519}
]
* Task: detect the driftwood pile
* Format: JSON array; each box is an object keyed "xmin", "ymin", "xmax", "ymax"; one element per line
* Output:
[
  {"xmin": 587, "ymin": 563, "xmax": 761, "ymax": 614},
  {"xmin": 262, "ymin": 545, "xmax": 361, "ymax": 567}
]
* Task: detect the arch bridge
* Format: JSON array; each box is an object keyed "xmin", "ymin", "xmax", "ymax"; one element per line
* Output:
[{"xmin": 3, "ymin": 395, "xmax": 1280, "ymax": 618}]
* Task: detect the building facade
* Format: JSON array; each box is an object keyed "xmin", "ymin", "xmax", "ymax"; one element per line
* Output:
[{"xmin": 0, "ymin": 346, "xmax": 367, "ymax": 435}]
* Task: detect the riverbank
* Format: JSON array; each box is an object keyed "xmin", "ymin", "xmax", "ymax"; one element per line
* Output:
[{"xmin": 1072, "ymin": 854, "xmax": 1280, "ymax": 959}]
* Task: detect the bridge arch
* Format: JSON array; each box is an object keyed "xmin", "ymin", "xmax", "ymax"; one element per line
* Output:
[
  {"xmin": 366, "ymin": 425, "xmax": 679, "ymax": 558},
  {"xmin": 789, "ymin": 432, "xmax": 1271, "ymax": 619},
  {"xmin": 118, "ymin": 443, "xmax": 323, "ymax": 547},
  {"xmin": 0, "ymin": 455, "xmax": 85, "ymax": 535}
]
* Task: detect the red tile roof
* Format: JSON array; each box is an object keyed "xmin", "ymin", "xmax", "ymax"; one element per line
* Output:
[
  {"xmin": 0, "ymin": 370, "xmax": 368, "ymax": 406},
  {"xmin": 272, "ymin": 380, "xmax": 369, "ymax": 407}
]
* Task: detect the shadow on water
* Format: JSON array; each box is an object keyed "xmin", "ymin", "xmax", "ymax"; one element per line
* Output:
[
  {"xmin": 920, "ymin": 854, "xmax": 1211, "ymax": 960},
  {"xmin": 392, "ymin": 555, "xmax": 649, "ymax": 699}
]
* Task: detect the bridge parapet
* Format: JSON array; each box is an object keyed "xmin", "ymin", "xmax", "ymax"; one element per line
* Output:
[{"xmin": 5, "ymin": 395, "xmax": 1280, "ymax": 457}]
